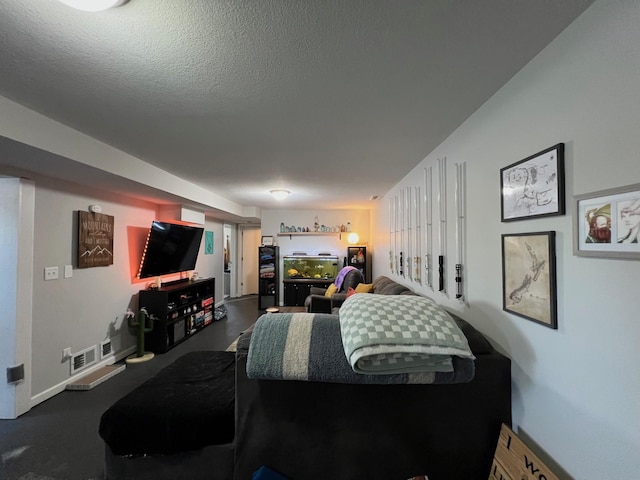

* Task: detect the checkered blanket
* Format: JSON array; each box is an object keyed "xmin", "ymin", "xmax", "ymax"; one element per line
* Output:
[{"xmin": 339, "ymin": 294, "xmax": 474, "ymax": 375}]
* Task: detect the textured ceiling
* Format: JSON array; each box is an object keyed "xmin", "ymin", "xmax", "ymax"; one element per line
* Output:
[{"xmin": 0, "ymin": 0, "xmax": 594, "ymax": 216}]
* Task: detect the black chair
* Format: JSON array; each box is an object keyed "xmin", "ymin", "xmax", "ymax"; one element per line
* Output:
[{"xmin": 304, "ymin": 268, "xmax": 364, "ymax": 314}]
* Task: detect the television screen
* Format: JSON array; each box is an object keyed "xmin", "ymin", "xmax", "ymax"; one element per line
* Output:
[{"xmin": 137, "ymin": 221, "xmax": 204, "ymax": 279}]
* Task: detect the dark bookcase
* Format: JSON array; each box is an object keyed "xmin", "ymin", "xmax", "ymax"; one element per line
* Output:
[
  {"xmin": 258, "ymin": 246, "xmax": 279, "ymax": 309},
  {"xmin": 139, "ymin": 277, "xmax": 215, "ymax": 353},
  {"xmin": 347, "ymin": 246, "xmax": 370, "ymax": 283}
]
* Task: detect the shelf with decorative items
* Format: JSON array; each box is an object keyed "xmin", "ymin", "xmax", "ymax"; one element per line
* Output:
[
  {"xmin": 278, "ymin": 217, "xmax": 353, "ymax": 239},
  {"xmin": 277, "ymin": 232, "xmax": 344, "ymax": 239}
]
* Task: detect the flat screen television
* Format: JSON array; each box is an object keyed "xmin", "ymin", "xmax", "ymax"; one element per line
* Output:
[{"xmin": 137, "ymin": 221, "xmax": 204, "ymax": 279}]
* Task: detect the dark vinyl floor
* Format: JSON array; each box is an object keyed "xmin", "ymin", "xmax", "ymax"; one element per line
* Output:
[{"xmin": 0, "ymin": 295, "xmax": 261, "ymax": 480}]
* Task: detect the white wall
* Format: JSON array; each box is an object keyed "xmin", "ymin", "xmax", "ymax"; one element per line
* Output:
[
  {"xmin": 0, "ymin": 168, "xmax": 225, "ymax": 405},
  {"xmin": 261, "ymin": 209, "xmax": 371, "ymax": 255},
  {"xmin": 239, "ymin": 210, "xmax": 371, "ymax": 300},
  {"xmin": 373, "ymin": 2, "xmax": 640, "ymax": 478},
  {"xmin": 30, "ymin": 176, "xmax": 154, "ymax": 397}
]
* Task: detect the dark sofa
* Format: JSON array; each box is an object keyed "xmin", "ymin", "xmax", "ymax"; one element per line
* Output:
[
  {"xmin": 304, "ymin": 267, "xmax": 364, "ymax": 313},
  {"xmin": 233, "ymin": 311, "xmax": 511, "ymax": 480},
  {"xmin": 369, "ymin": 274, "xmax": 419, "ymax": 295},
  {"xmin": 100, "ymin": 276, "xmax": 511, "ymax": 480},
  {"xmin": 307, "ymin": 274, "xmax": 420, "ymax": 314}
]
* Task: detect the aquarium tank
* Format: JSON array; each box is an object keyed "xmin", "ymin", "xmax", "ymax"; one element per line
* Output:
[{"xmin": 283, "ymin": 255, "xmax": 340, "ymax": 279}]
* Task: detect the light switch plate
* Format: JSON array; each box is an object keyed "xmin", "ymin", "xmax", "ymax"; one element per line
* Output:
[{"xmin": 64, "ymin": 265, "xmax": 73, "ymax": 278}]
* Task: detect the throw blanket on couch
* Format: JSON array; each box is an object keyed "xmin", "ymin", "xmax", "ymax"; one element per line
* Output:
[
  {"xmin": 334, "ymin": 266, "xmax": 359, "ymax": 290},
  {"xmin": 246, "ymin": 312, "xmax": 475, "ymax": 384},
  {"xmin": 339, "ymin": 294, "xmax": 474, "ymax": 375}
]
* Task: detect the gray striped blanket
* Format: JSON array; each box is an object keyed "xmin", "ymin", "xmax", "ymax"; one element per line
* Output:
[{"xmin": 246, "ymin": 312, "xmax": 475, "ymax": 384}]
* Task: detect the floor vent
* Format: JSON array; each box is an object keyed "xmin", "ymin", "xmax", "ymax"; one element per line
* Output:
[
  {"xmin": 70, "ymin": 346, "xmax": 97, "ymax": 375},
  {"xmin": 100, "ymin": 339, "xmax": 112, "ymax": 359}
]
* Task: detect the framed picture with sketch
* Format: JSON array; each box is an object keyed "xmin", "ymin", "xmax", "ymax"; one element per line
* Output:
[
  {"xmin": 502, "ymin": 231, "xmax": 557, "ymax": 329},
  {"xmin": 500, "ymin": 143, "xmax": 565, "ymax": 222},
  {"xmin": 574, "ymin": 183, "xmax": 640, "ymax": 260}
]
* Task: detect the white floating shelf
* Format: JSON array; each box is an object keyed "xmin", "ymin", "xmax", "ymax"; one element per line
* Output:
[{"xmin": 277, "ymin": 232, "xmax": 343, "ymax": 239}]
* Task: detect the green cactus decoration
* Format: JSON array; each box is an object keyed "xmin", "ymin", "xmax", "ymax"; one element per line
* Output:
[{"xmin": 127, "ymin": 307, "xmax": 154, "ymax": 358}]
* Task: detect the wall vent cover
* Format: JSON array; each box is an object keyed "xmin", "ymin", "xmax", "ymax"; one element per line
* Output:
[
  {"xmin": 100, "ymin": 339, "xmax": 112, "ymax": 359},
  {"xmin": 70, "ymin": 346, "xmax": 98, "ymax": 375}
]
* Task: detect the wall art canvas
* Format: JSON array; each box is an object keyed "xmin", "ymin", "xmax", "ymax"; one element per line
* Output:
[
  {"xmin": 500, "ymin": 143, "xmax": 565, "ymax": 222},
  {"xmin": 205, "ymin": 231, "xmax": 214, "ymax": 254},
  {"xmin": 502, "ymin": 231, "xmax": 557, "ymax": 329}
]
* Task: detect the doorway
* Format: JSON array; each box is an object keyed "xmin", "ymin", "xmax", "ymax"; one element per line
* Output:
[
  {"xmin": 223, "ymin": 224, "xmax": 232, "ymax": 299},
  {"xmin": 240, "ymin": 225, "xmax": 261, "ymax": 296}
]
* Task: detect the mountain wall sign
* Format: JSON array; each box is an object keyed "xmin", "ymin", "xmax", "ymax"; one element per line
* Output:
[{"xmin": 77, "ymin": 210, "xmax": 114, "ymax": 268}]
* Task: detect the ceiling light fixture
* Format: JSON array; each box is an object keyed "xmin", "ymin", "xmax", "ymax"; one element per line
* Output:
[
  {"xmin": 57, "ymin": 0, "xmax": 129, "ymax": 12},
  {"xmin": 270, "ymin": 189, "xmax": 291, "ymax": 200}
]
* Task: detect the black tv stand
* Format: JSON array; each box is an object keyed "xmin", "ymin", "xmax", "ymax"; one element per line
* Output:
[{"xmin": 139, "ymin": 278, "xmax": 215, "ymax": 353}]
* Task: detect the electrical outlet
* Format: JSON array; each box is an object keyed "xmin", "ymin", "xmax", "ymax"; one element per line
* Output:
[
  {"xmin": 44, "ymin": 266, "xmax": 59, "ymax": 281},
  {"xmin": 63, "ymin": 348, "xmax": 71, "ymax": 360}
]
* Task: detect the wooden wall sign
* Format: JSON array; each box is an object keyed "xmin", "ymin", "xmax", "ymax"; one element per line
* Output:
[
  {"xmin": 490, "ymin": 424, "xmax": 558, "ymax": 480},
  {"xmin": 77, "ymin": 211, "xmax": 114, "ymax": 268}
]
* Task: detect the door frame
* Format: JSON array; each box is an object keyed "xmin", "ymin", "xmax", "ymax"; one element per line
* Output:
[{"xmin": 0, "ymin": 177, "xmax": 34, "ymax": 418}]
